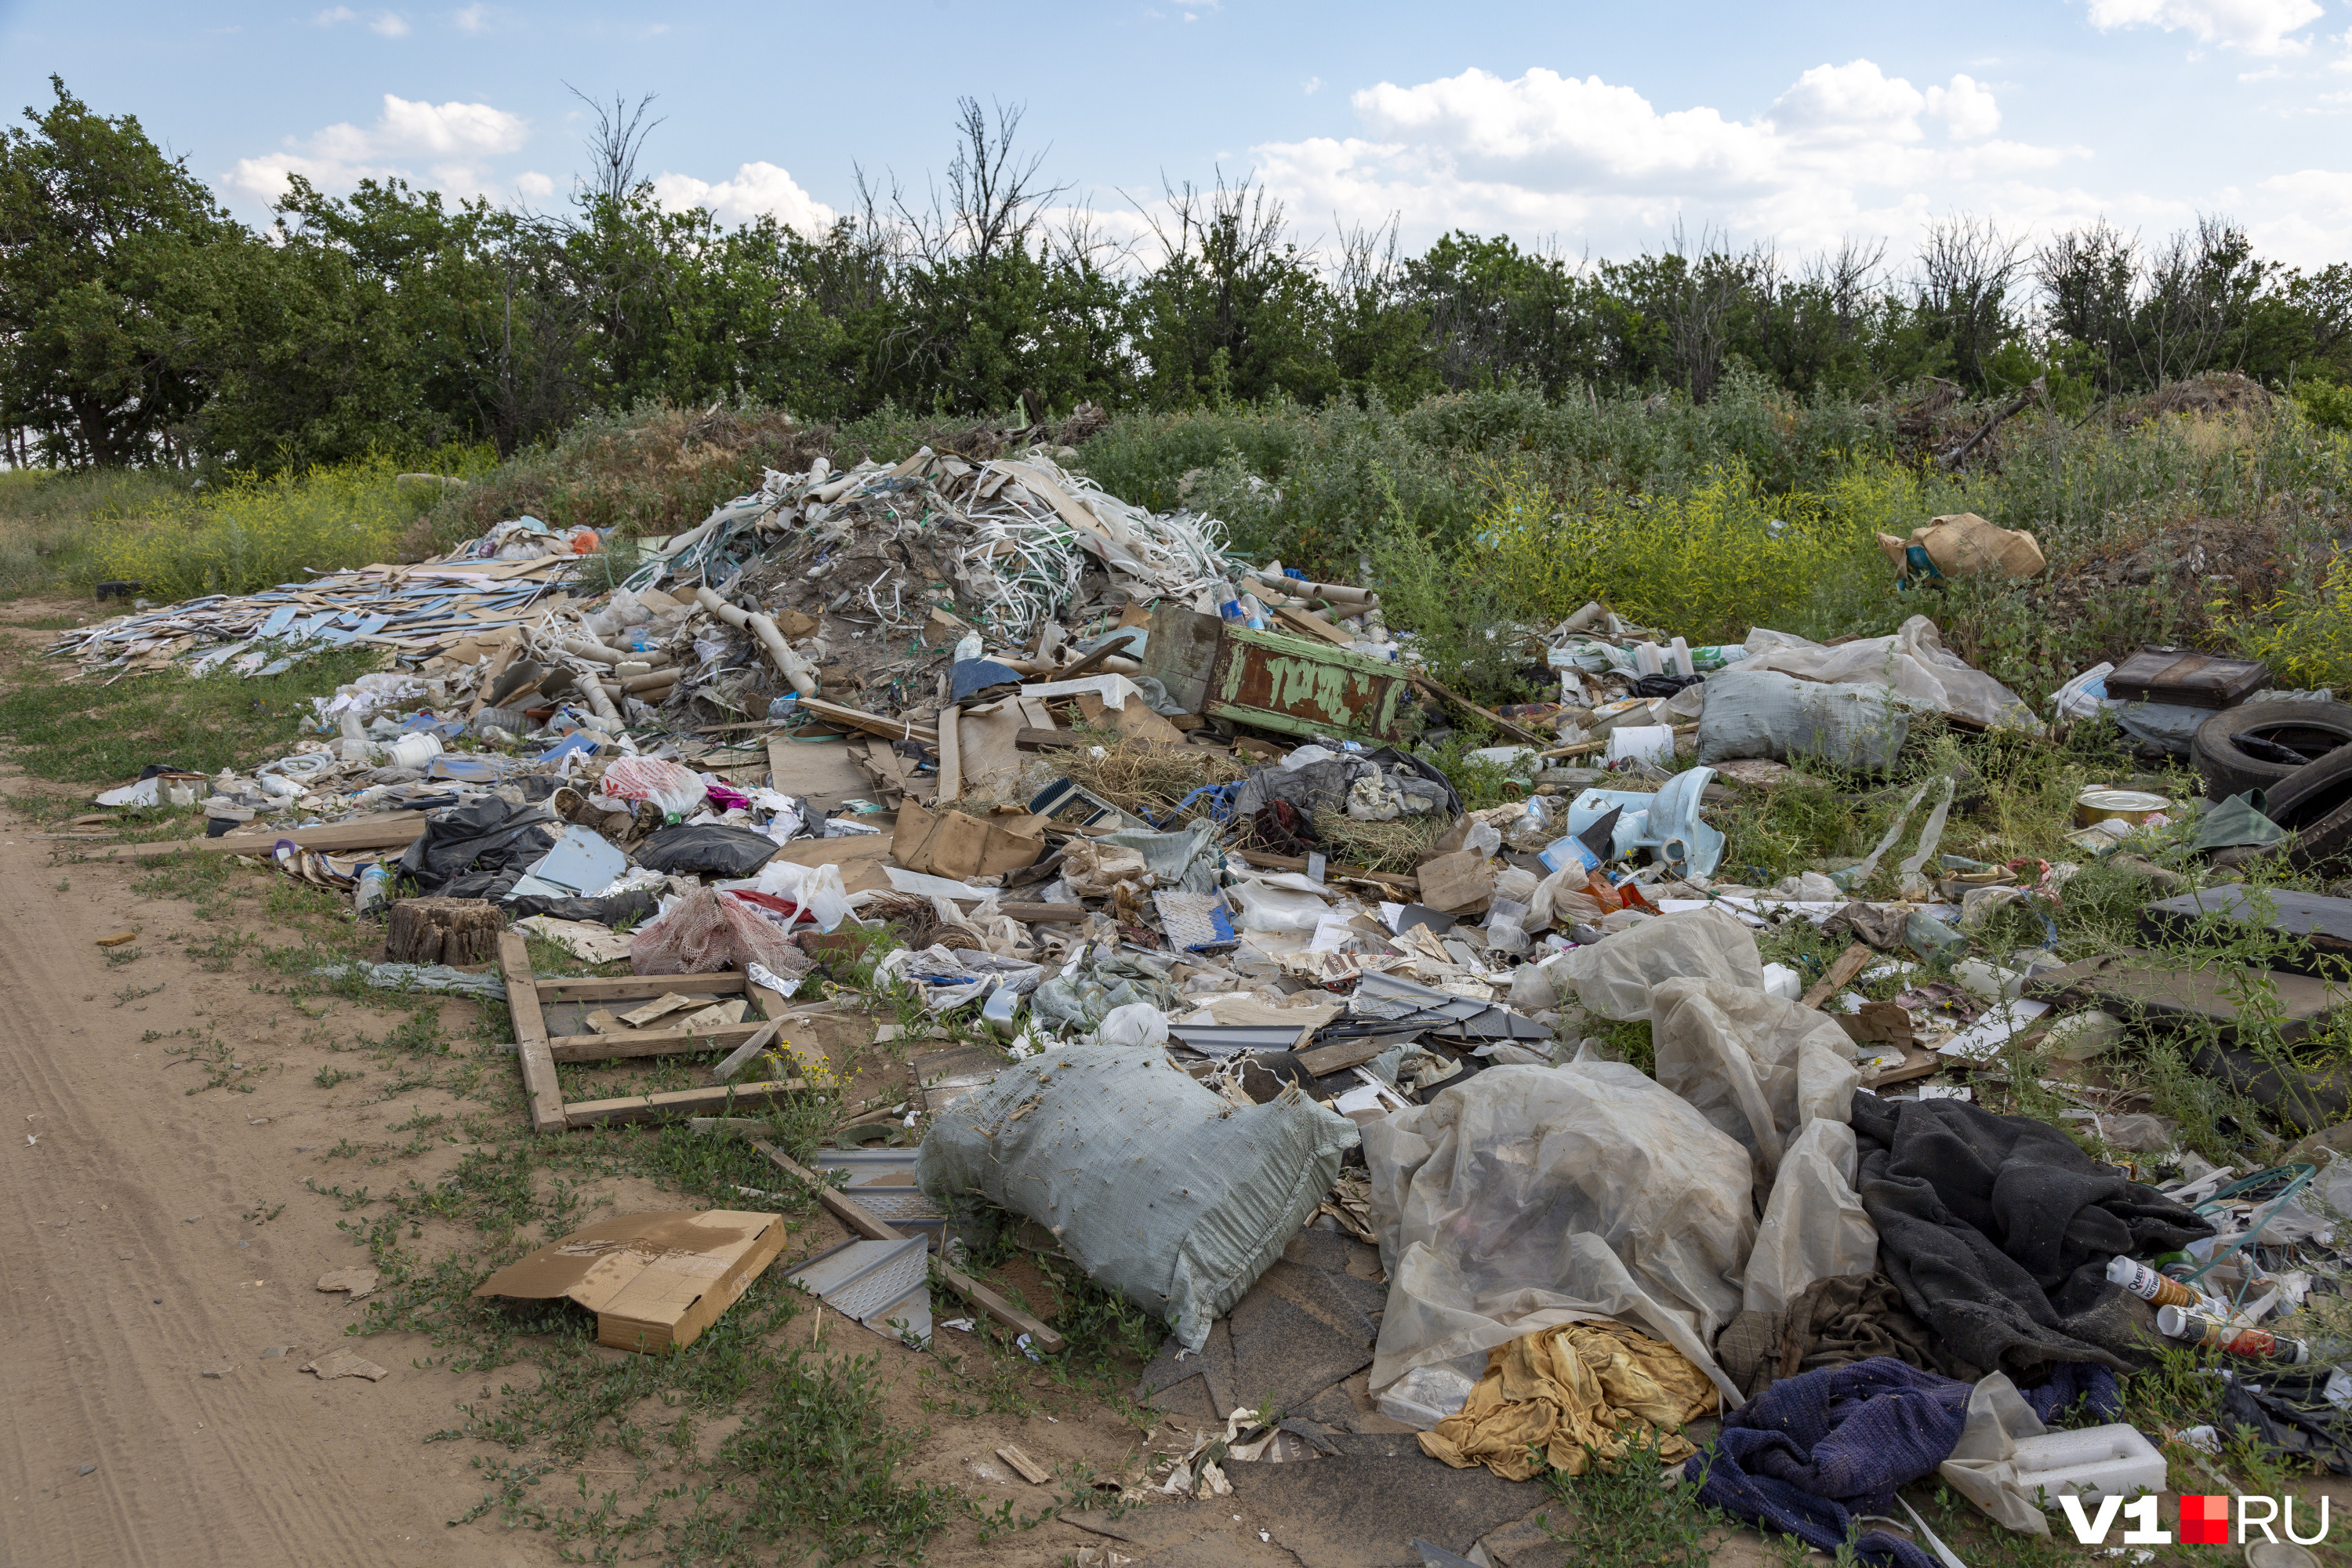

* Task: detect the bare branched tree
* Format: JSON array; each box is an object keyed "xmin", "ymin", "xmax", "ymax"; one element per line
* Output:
[
  {"xmin": 893, "ymin": 97, "xmax": 1066, "ymax": 265},
  {"xmin": 1802, "ymin": 236, "xmax": 1887, "ymax": 336},
  {"xmin": 568, "ymin": 85, "xmax": 664, "ymax": 209},
  {"xmin": 2132, "ymin": 215, "xmax": 2266, "ymax": 386},
  {"xmin": 1656, "ymin": 222, "xmax": 1753, "ymax": 402},
  {"xmin": 2035, "ymin": 220, "xmax": 2137, "ymax": 390},
  {"xmin": 1915, "ymin": 213, "xmax": 2027, "ymax": 387}
]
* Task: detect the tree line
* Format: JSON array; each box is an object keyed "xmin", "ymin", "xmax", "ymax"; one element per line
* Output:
[{"xmin": 5, "ymin": 77, "xmax": 2350, "ymax": 473}]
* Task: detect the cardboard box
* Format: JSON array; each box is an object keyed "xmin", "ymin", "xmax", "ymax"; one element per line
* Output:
[
  {"xmin": 891, "ymin": 800, "xmax": 1045, "ymax": 879},
  {"xmin": 1414, "ymin": 849, "xmax": 1495, "ymax": 916},
  {"xmin": 472, "ymin": 1210, "xmax": 787, "ymax": 1353}
]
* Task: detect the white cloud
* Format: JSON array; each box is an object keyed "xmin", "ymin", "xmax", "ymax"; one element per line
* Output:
[
  {"xmin": 1303, "ymin": 75, "xmax": 1322, "ymax": 96},
  {"xmin": 2085, "ymin": 0, "xmax": 2322, "ymax": 55},
  {"xmin": 369, "ymin": 11, "xmax": 410, "ymax": 36},
  {"xmin": 452, "ymin": 3, "xmax": 490, "ymax": 31},
  {"xmin": 1257, "ymin": 62, "xmax": 2060, "ymax": 254},
  {"xmin": 1926, "ymin": 74, "xmax": 2002, "ymax": 137},
  {"xmin": 514, "ymin": 169, "xmax": 554, "ymax": 200},
  {"xmin": 1250, "ymin": 60, "xmax": 2352, "ymax": 270},
  {"xmin": 225, "ymin": 94, "xmax": 528, "ymax": 205},
  {"xmin": 651, "ymin": 162, "xmax": 837, "ymax": 232},
  {"xmin": 313, "ymin": 5, "xmax": 355, "ymax": 22}
]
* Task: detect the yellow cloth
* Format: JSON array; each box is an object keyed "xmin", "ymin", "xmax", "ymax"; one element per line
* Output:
[{"xmin": 1416, "ymin": 1321, "xmax": 1719, "ymax": 1481}]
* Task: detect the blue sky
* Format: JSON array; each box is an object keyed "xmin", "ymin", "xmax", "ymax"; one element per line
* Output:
[{"xmin": 4, "ymin": 0, "xmax": 2349, "ymax": 270}]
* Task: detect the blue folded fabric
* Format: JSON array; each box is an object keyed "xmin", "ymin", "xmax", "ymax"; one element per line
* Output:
[{"xmin": 1687, "ymin": 1358, "xmax": 2121, "ymax": 1568}]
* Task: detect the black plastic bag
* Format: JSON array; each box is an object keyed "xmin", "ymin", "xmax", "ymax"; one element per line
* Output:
[
  {"xmin": 633, "ymin": 823, "xmax": 781, "ymax": 878},
  {"xmin": 397, "ymin": 797, "xmax": 557, "ymax": 895}
]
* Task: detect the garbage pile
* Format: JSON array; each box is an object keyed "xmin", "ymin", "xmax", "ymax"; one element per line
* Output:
[{"xmin": 63, "ymin": 452, "xmax": 2352, "ymax": 1552}]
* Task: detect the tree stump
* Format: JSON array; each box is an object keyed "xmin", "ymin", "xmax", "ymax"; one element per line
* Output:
[{"xmin": 385, "ymin": 898, "xmax": 505, "ymax": 967}]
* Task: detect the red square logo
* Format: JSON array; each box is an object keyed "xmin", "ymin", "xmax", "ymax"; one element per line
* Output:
[{"xmin": 2181, "ymin": 1495, "xmax": 2231, "ymax": 1544}]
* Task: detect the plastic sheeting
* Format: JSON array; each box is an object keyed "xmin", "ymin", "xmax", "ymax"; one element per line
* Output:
[
  {"xmin": 1697, "ymin": 668, "xmax": 1910, "ymax": 772},
  {"xmin": 601, "ymin": 755, "xmax": 709, "ymax": 816},
  {"xmin": 1650, "ymin": 978, "xmax": 1860, "ymax": 1185},
  {"xmin": 1558, "ymin": 906, "xmax": 1764, "ymax": 1021},
  {"xmin": 745, "ymin": 858, "xmax": 854, "ymax": 931},
  {"xmin": 1743, "ymin": 1120, "xmax": 1882, "ymax": 1318},
  {"xmin": 1737, "ymin": 616, "xmax": 2039, "ymax": 731},
  {"xmin": 918, "ymin": 1045, "xmax": 1357, "ymax": 1350},
  {"xmin": 1363, "ymin": 1062, "xmax": 1755, "ymax": 1405}
]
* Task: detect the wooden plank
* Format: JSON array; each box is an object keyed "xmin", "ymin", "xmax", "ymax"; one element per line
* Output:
[
  {"xmin": 710, "ymin": 1019, "xmax": 783, "ymax": 1083},
  {"xmin": 996, "ymin": 902, "xmax": 1086, "ymax": 923},
  {"xmin": 1800, "ymin": 942, "xmax": 1875, "ymax": 1012},
  {"xmin": 1540, "ymin": 723, "xmax": 1698, "ymax": 760},
  {"xmin": 1411, "ymin": 675, "xmax": 1549, "ymax": 749},
  {"xmin": 78, "ymin": 812, "xmax": 429, "ymax": 862},
  {"xmin": 532, "ymin": 972, "xmax": 747, "ymax": 1001},
  {"xmin": 938, "ymin": 706, "xmax": 962, "ymax": 804},
  {"xmin": 750, "ymin": 1142, "xmax": 1066, "ymax": 1356},
  {"xmin": 1269, "ymin": 604, "xmax": 1355, "ymax": 647},
  {"xmin": 1015, "ymin": 727, "xmax": 1082, "ymax": 752},
  {"xmin": 799, "ymin": 696, "xmax": 936, "ymax": 746},
  {"xmin": 550, "ymin": 1020, "xmax": 771, "ymax": 1062},
  {"xmin": 563, "ymin": 1079, "xmax": 805, "ymax": 1126},
  {"xmin": 1233, "ymin": 847, "xmax": 1419, "ymax": 895},
  {"xmin": 1297, "ymin": 1036, "xmax": 1395, "ymax": 1079},
  {"xmin": 499, "ymin": 931, "xmax": 568, "ymax": 1134}
]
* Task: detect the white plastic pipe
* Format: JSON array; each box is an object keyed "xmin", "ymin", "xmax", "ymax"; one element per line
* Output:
[{"xmin": 695, "ymin": 586, "xmax": 819, "ymax": 698}]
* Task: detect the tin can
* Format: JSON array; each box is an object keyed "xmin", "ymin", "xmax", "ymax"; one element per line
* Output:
[{"xmin": 2074, "ymin": 787, "xmax": 2172, "ymax": 829}]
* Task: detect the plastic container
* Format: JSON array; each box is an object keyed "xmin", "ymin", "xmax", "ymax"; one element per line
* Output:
[
  {"xmin": 2156, "ymin": 1304, "xmax": 2311, "ymax": 1363},
  {"xmin": 1374, "ymin": 1365, "xmax": 1477, "ymax": 1431},
  {"xmin": 354, "ymin": 863, "xmax": 390, "ymax": 919},
  {"xmin": 2005, "ymin": 1422, "xmax": 2169, "ymax": 1504},
  {"xmin": 383, "ymin": 731, "xmax": 444, "ymax": 771},
  {"xmin": 767, "ymin": 695, "xmax": 801, "ymax": 724},
  {"xmin": 2107, "ymin": 1254, "xmax": 2200, "ymax": 1308}
]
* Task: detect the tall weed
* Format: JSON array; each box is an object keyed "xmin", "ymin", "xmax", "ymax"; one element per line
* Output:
[{"xmin": 93, "ymin": 452, "xmax": 493, "ymax": 600}]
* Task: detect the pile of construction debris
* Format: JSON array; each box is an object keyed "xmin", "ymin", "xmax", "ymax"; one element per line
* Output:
[{"xmin": 61, "ymin": 445, "xmax": 2352, "ymax": 1552}]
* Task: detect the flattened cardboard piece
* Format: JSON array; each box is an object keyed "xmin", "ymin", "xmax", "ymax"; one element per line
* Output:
[
  {"xmin": 891, "ymin": 800, "xmax": 1045, "ymax": 880},
  {"xmin": 1414, "ymin": 850, "xmax": 1494, "ymax": 916},
  {"xmin": 956, "ymin": 701, "xmax": 1032, "ymax": 800},
  {"xmin": 473, "ymin": 1210, "xmax": 786, "ymax": 1353},
  {"xmin": 1077, "ymin": 691, "xmax": 1186, "ymax": 745},
  {"xmin": 767, "ymin": 830, "xmax": 895, "ymax": 894}
]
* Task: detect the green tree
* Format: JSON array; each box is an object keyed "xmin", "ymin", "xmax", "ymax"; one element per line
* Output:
[{"xmin": 0, "ymin": 76, "xmax": 242, "ymax": 466}]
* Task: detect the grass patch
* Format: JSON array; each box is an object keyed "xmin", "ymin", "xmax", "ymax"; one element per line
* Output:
[
  {"xmin": 0, "ymin": 466, "xmax": 187, "ymax": 600},
  {"xmin": 0, "ymin": 641, "xmax": 378, "ymax": 785},
  {"xmin": 92, "ymin": 452, "xmax": 493, "ymax": 601}
]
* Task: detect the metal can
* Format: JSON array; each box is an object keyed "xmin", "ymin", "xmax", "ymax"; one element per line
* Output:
[
  {"xmin": 2107, "ymin": 1254, "xmax": 2200, "ymax": 1308},
  {"xmin": 2074, "ymin": 787, "xmax": 2172, "ymax": 829},
  {"xmin": 2156, "ymin": 1304, "xmax": 2311, "ymax": 1363}
]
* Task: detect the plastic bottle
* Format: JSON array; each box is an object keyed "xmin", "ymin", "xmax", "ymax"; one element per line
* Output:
[
  {"xmin": 768, "ymin": 695, "xmax": 801, "ymax": 724},
  {"xmin": 354, "ymin": 863, "xmax": 390, "ymax": 919},
  {"xmin": 2155, "ymin": 1303, "xmax": 2310, "ymax": 1363},
  {"xmin": 2107, "ymin": 1254, "xmax": 2200, "ymax": 1308},
  {"xmin": 1214, "ymin": 581, "xmax": 1247, "ymax": 622}
]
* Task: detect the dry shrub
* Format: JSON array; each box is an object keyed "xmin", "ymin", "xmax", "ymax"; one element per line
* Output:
[
  {"xmin": 1308, "ymin": 809, "xmax": 1453, "ymax": 873},
  {"xmin": 1053, "ymin": 734, "xmax": 1247, "ymax": 821}
]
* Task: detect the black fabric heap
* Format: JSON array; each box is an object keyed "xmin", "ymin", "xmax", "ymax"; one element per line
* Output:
[
  {"xmin": 397, "ymin": 797, "xmax": 557, "ymax": 898},
  {"xmin": 1848, "ymin": 1095, "xmax": 2212, "ymax": 1378}
]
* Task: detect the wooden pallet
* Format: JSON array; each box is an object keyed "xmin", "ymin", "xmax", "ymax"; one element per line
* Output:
[{"xmin": 499, "ymin": 933, "xmax": 803, "ymax": 1132}]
